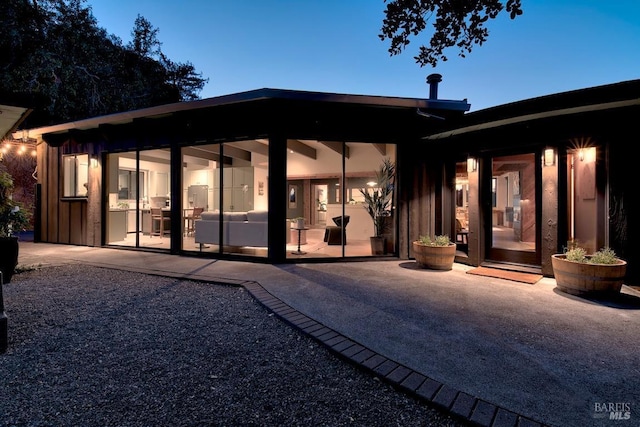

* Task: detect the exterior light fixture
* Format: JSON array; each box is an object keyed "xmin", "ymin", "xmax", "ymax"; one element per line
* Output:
[
  {"xmin": 467, "ymin": 157, "xmax": 477, "ymax": 173},
  {"xmin": 544, "ymin": 148, "xmax": 555, "ymax": 167}
]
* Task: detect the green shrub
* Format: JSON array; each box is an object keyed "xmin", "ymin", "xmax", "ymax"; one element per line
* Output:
[
  {"xmin": 564, "ymin": 246, "xmax": 619, "ymax": 264},
  {"xmin": 589, "ymin": 247, "xmax": 619, "ymax": 264},
  {"xmin": 0, "ymin": 170, "xmax": 31, "ymax": 237},
  {"xmin": 417, "ymin": 234, "xmax": 451, "ymax": 246},
  {"xmin": 565, "ymin": 247, "xmax": 587, "ymax": 263}
]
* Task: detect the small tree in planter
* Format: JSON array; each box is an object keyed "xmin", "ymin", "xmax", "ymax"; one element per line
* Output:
[
  {"xmin": 359, "ymin": 158, "xmax": 395, "ymax": 255},
  {"xmin": 0, "ymin": 170, "xmax": 30, "ymax": 284},
  {"xmin": 412, "ymin": 234, "xmax": 456, "ymax": 270},
  {"xmin": 551, "ymin": 246, "xmax": 627, "ymax": 296}
]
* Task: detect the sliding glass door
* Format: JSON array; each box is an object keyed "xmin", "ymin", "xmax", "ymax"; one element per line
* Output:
[
  {"xmin": 105, "ymin": 149, "xmax": 172, "ymax": 250},
  {"xmin": 286, "ymin": 140, "xmax": 396, "ymax": 259}
]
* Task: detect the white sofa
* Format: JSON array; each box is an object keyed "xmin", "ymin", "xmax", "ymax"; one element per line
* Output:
[{"xmin": 195, "ymin": 210, "xmax": 270, "ymax": 247}]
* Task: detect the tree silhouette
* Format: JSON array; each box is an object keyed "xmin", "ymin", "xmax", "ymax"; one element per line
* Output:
[
  {"xmin": 380, "ymin": 0, "xmax": 523, "ymax": 73},
  {"xmin": 0, "ymin": 0, "xmax": 208, "ymax": 128}
]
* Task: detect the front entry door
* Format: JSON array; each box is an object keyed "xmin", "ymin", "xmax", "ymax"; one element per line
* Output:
[{"xmin": 486, "ymin": 152, "xmax": 540, "ymax": 266}]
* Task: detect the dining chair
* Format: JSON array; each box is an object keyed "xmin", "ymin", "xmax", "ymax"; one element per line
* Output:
[{"xmin": 151, "ymin": 207, "xmax": 170, "ymax": 238}]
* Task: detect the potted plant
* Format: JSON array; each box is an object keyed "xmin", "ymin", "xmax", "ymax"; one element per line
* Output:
[
  {"xmin": 359, "ymin": 158, "xmax": 395, "ymax": 255},
  {"xmin": 0, "ymin": 170, "xmax": 30, "ymax": 284},
  {"xmin": 551, "ymin": 246, "xmax": 627, "ymax": 296},
  {"xmin": 412, "ymin": 234, "xmax": 456, "ymax": 270},
  {"xmin": 291, "ymin": 217, "xmax": 306, "ymax": 229}
]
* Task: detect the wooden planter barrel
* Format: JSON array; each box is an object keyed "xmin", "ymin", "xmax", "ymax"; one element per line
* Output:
[
  {"xmin": 412, "ymin": 242, "xmax": 456, "ymax": 271},
  {"xmin": 551, "ymin": 254, "xmax": 627, "ymax": 296}
]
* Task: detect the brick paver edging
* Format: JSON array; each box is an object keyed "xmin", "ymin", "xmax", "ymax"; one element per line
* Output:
[{"xmin": 243, "ymin": 281, "xmax": 548, "ymax": 427}]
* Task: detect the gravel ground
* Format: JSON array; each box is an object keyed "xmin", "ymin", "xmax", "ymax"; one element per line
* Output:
[{"xmin": 1, "ymin": 264, "xmax": 465, "ymax": 427}]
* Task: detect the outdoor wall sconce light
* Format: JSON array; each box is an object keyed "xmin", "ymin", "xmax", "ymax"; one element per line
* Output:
[
  {"xmin": 467, "ymin": 157, "xmax": 477, "ymax": 173},
  {"xmin": 90, "ymin": 154, "xmax": 99, "ymax": 169},
  {"xmin": 578, "ymin": 149, "xmax": 585, "ymax": 161},
  {"xmin": 543, "ymin": 148, "xmax": 555, "ymax": 167}
]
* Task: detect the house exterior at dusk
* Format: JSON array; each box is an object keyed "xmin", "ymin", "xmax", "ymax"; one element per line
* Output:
[{"xmin": 20, "ymin": 77, "xmax": 640, "ymax": 285}]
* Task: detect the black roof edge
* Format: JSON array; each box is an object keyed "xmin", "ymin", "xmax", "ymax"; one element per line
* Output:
[
  {"xmin": 25, "ymin": 88, "xmax": 471, "ymax": 139},
  {"xmin": 423, "ymin": 79, "xmax": 640, "ymax": 139},
  {"xmin": 466, "ymin": 78, "xmax": 640, "ymax": 121}
]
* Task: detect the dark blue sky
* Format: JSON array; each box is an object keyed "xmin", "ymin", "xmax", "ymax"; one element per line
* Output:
[{"xmin": 89, "ymin": 0, "xmax": 640, "ymax": 111}]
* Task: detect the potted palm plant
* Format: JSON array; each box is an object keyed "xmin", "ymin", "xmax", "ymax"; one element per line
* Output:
[
  {"xmin": 551, "ymin": 246, "xmax": 627, "ymax": 296},
  {"xmin": 0, "ymin": 170, "xmax": 30, "ymax": 284},
  {"xmin": 359, "ymin": 158, "xmax": 395, "ymax": 255},
  {"xmin": 412, "ymin": 234, "xmax": 456, "ymax": 270}
]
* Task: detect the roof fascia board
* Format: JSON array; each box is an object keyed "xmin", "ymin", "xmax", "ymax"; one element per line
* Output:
[
  {"xmin": 22, "ymin": 88, "xmax": 470, "ymax": 140},
  {"xmin": 423, "ymin": 98, "xmax": 640, "ymax": 140},
  {"xmin": 1, "ymin": 105, "xmax": 32, "ymax": 140}
]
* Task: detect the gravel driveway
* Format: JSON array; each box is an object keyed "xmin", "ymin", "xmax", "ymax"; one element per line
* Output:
[{"xmin": 1, "ymin": 264, "xmax": 464, "ymax": 426}]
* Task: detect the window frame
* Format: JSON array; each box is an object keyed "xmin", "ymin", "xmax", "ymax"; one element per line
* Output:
[{"xmin": 62, "ymin": 153, "xmax": 90, "ymax": 199}]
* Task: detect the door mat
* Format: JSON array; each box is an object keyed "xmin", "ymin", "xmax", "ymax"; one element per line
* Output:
[{"xmin": 466, "ymin": 266, "xmax": 543, "ymax": 284}]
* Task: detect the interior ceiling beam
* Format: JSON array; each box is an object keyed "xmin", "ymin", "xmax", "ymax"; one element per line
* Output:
[
  {"xmin": 373, "ymin": 143, "xmax": 386, "ymax": 156},
  {"xmin": 287, "ymin": 139, "xmax": 316, "ymax": 159},
  {"xmin": 226, "ymin": 140, "xmax": 269, "ymax": 156},
  {"xmin": 116, "ymin": 149, "xmax": 170, "ymax": 164},
  {"xmin": 319, "ymin": 141, "xmax": 349, "ymax": 159},
  {"xmin": 190, "ymin": 144, "xmax": 251, "ymax": 162},
  {"xmin": 138, "ymin": 154, "xmax": 170, "ymax": 165},
  {"xmin": 183, "ymin": 156, "xmax": 210, "ymax": 167},
  {"xmin": 182, "ymin": 146, "xmax": 222, "ymax": 162}
]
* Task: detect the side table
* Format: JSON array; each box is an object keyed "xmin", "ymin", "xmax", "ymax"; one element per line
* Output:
[{"xmin": 291, "ymin": 227, "xmax": 309, "ymax": 255}]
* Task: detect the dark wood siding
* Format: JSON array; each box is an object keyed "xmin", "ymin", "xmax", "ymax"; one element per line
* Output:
[
  {"xmin": 38, "ymin": 142, "xmax": 97, "ymax": 246},
  {"xmin": 398, "ymin": 143, "xmax": 439, "ymax": 259}
]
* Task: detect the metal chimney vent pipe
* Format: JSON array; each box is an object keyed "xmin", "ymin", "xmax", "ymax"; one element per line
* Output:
[{"xmin": 427, "ymin": 73, "xmax": 442, "ymax": 99}]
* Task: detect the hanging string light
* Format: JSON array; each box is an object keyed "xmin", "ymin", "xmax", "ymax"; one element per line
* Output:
[{"xmin": 0, "ymin": 129, "xmax": 37, "ymax": 162}]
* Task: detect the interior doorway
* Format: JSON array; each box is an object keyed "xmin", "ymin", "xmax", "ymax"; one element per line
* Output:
[{"xmin": 313, "ymin": 183, "xmax": 328, "ymax": 227}]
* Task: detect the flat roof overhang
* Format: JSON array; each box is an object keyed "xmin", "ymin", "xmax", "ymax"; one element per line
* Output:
[
  {"xmin": 423, "ymin": 79, "xmax": 640, "ymax": 142},
  {"xmin": 20, "ymin": 88, "xmax": 471, "ymax": 146},
  {"xmin": 0, "ymin": 104, "xmax": 31, "ymax": 141}
]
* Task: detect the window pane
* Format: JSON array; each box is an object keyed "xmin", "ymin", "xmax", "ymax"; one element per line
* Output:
[
  {"xmin": 491, "ymin": 153, "xmax": 536, "ymax": 252},
  {"xmin": 62, "ymin": 154, "xmax": 89, "ymax": 197},
  {"xmin": 345, "ymin": 143, "xmax": 396, "ymax": 257},
  {"xmin": 76, "ymin": 154, "xmax": 89, "ymax": 196},
  {"xmin": 455, "ymin": 160, "xmax": 469, "ymax": 256},
  {"xmin": 223, "ymin": 141, "xmax": 267, "ymax": 257},
  {"xmin": 287, "ymin": 139, "xmax": 342, "ymax": 259},
  {"xmin": 63, "ymin": 156, "xmax": 75, "ymax": 197},
  {"xmin": 140, "ymin": 149, "xmax": 171, "ymax": 249},
  {"xmin": 183, "ymin": 140, "xmax": 269, "ymax": 258}
]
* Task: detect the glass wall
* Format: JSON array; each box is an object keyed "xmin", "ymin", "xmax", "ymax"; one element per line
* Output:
[
  {"xmin": 182, "ymin": 140, "xmax": 269, "ymax": 258},
  {"xmin": 345, "ymin": 143, "xmax": 396, "ymax": 257},
  {"xmin": 105, "ymin": 149, "xmax": 172, "ymax": 249},
  {"xmin": 286, "ymin": 140, "xmax": 342, "ymax": 258},
  {"xmin": 286, "ymin": 140, "xmax": 396, "ymax": 259},
  {"xmin": 104, "ymin": 139, "xmax": 396, "ymax": 259}
]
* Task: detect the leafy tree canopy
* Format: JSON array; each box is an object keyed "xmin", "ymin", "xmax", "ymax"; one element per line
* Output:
[
  {"xmin": 0, "ymin": 0, "xmax": 208, "ymax": 127},
  {"xmin": 380, "ymin": 0, "xmax": 523, "ymax": 73}
]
